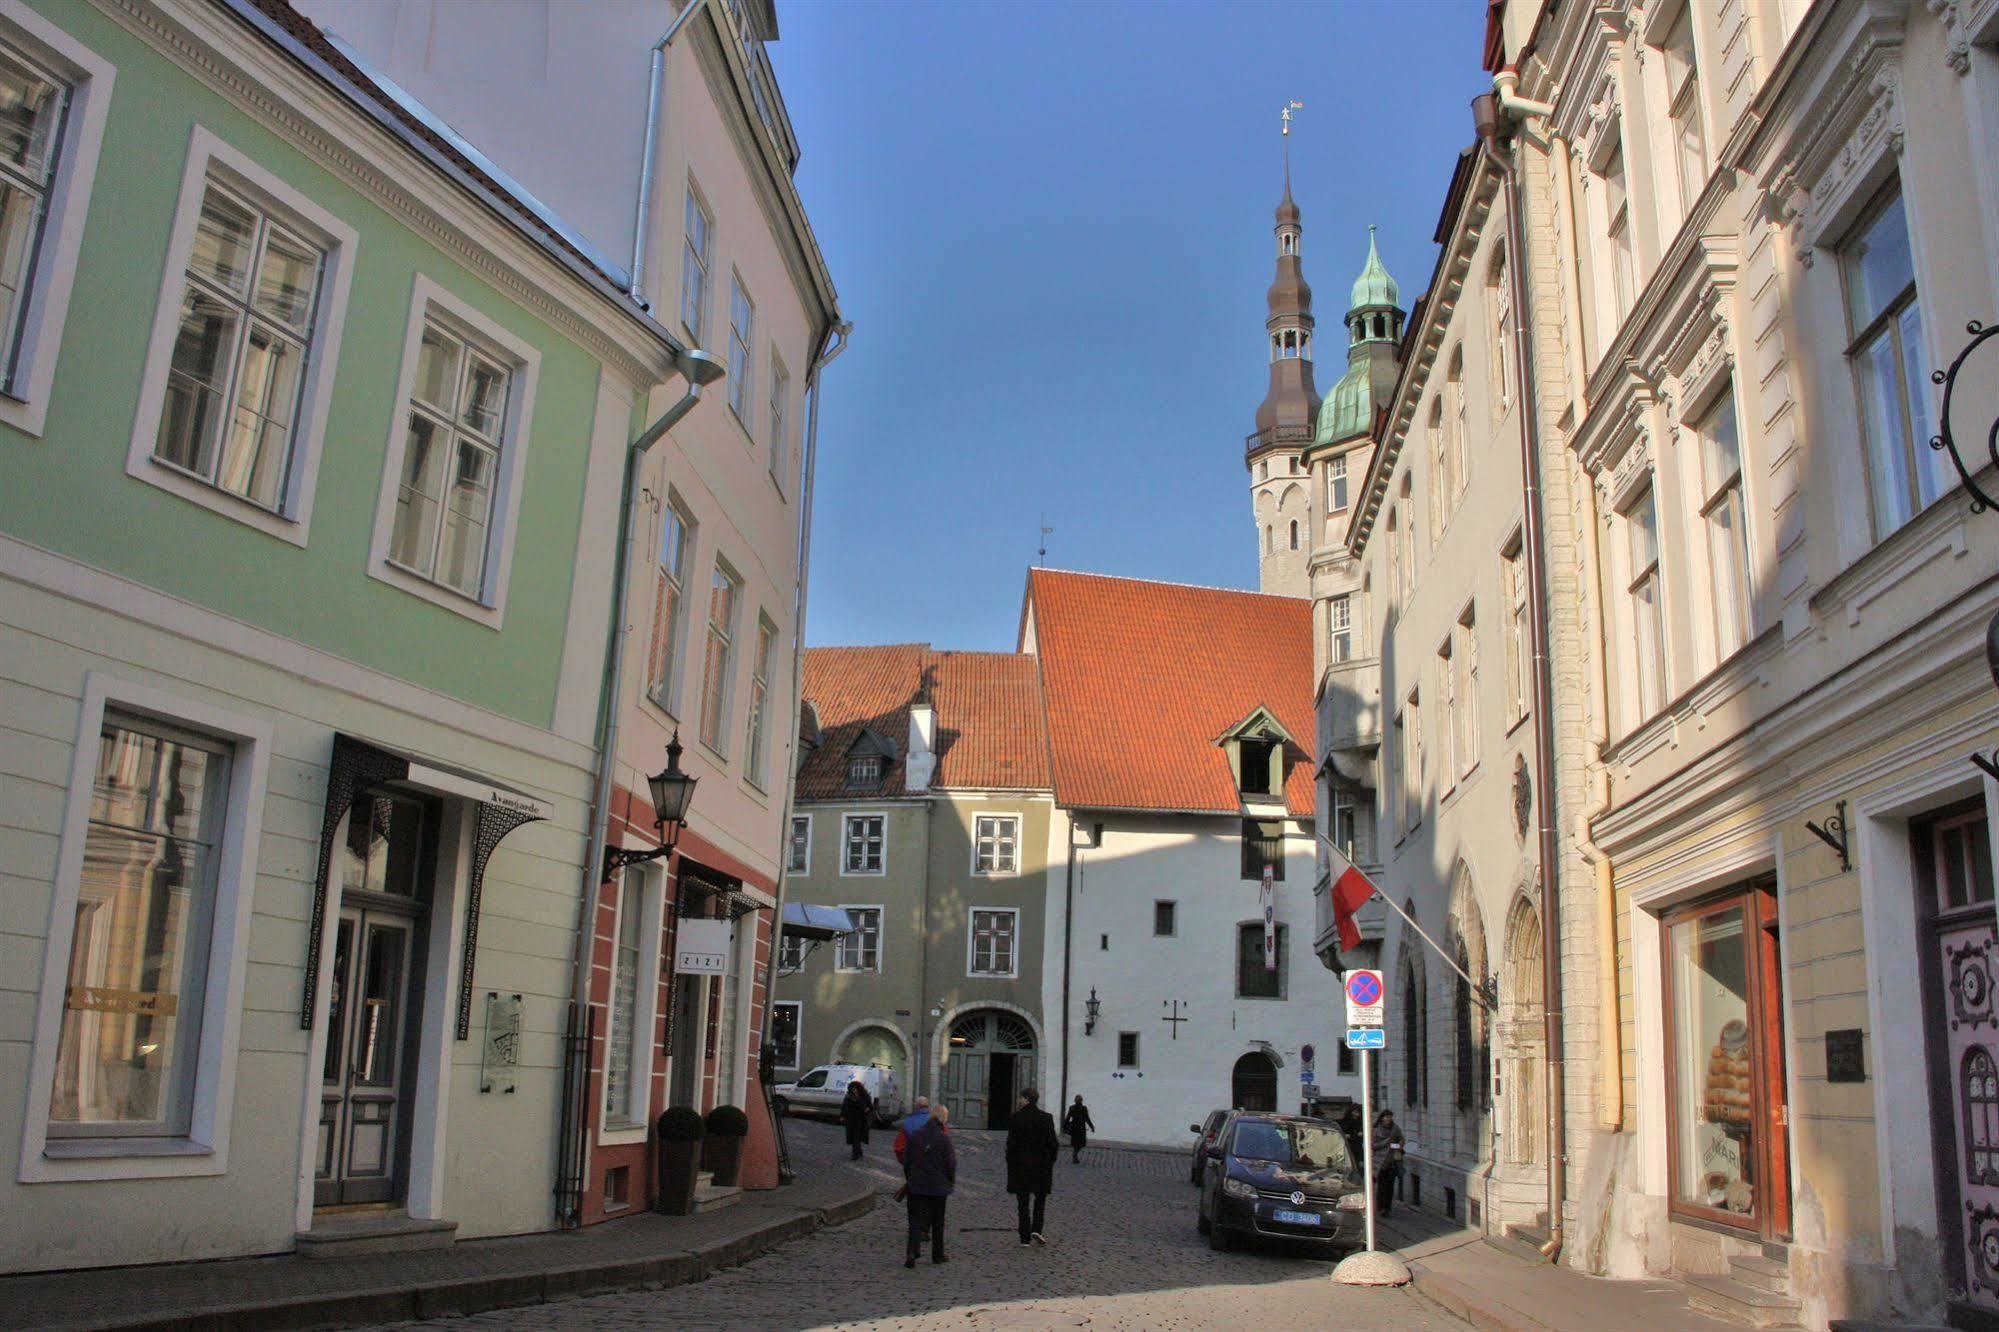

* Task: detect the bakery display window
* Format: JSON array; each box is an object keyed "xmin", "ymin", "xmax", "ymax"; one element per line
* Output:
[{"xmin": 1663, "ymin": 881, "xmax": 1790, "ymax": 1237}]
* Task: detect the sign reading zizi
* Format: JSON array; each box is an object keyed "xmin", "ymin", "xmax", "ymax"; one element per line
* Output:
[
  {"xmin": 1344, "ymin": 968, "xmax": 1384, "ymax": 1028},
  {"xmin": 675, "ymin": 918, "xmax": 732, "ymax": 975}
]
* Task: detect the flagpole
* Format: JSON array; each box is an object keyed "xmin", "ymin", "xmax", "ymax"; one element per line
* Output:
[{"xmin": 1324, "ymin": 836, "xmax": 1493, "ymax": 1010}]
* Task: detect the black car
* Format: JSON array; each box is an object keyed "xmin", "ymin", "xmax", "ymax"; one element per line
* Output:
[
  {"xmin": 1189, "ymin": 1109, "xmax": 1230, "ymax": 1185},
  {"xmin": 1197, "ymin": 1113, "xmax": 1366, "ymax": 1253}
]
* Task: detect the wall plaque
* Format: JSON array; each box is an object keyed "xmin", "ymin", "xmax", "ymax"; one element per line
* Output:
[
  {"xmin": 1825, "ymin": 1028, "xmax": 1865, "ymax": 1084},
  {"xmin": 481, "ymin": 992, "xmax": 522, "ymax": 1094}
]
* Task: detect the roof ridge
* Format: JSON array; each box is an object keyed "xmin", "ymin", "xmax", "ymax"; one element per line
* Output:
[{"xmin": 1030, "ymin": 566, "xmax": 1312, "ymax": 604}]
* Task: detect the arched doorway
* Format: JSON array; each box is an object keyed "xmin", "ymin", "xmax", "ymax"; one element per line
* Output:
[
  {"xmin": 1232, "ymin": 1051, "xmax": 1279, "ymax": 1112},
  {"xmin": 942, "ymin": 1010, "xmax": 1035, "ymax": 1129},
  {"xmin": 836, "ymin": 1024, "xmax": 908, "ymax": 1090},
  {"xmin": 1501, "ymin": 895, "xmax": 1545, "ymax": 1169}
]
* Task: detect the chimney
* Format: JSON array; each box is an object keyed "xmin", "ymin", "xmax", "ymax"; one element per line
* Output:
[{"xmin": 906, "ymin": 701, "xmax": 937, "ymax": 793}]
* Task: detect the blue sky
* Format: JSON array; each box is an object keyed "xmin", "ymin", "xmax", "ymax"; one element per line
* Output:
[{"xmin": 769, "ymin": 0, "xmax": 1491, "ymax": 651}]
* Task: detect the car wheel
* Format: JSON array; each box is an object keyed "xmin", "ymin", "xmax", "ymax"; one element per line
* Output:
[
  {"xmin": 771, "ymin": 1097, "xmax": 788, "ymax": 1118},
  {"xmin": 1208, "ymin": 1217, "xmax": 1232, "ymax": 1252}
]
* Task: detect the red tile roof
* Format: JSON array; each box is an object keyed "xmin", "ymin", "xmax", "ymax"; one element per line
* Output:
[
  {"xmin": 1023, "ymin": 569, "xmax": 1316, "ymax": 816},
  {"xmin": 797, "ymin": 646, "xmax": 1050, "ymax": 800}
]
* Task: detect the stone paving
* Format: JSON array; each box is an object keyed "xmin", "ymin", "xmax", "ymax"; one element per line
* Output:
[{"xmin": 383, "ymin": 1120, "xmax": 1466, "ymax": 1331}]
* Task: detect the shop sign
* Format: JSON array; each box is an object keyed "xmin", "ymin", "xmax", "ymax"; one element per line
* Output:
[{"xmin": 676, "ymin": 918, "xmax": 732, "ymax": 974}]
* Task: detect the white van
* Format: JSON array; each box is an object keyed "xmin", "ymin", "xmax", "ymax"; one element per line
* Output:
[{"xmin": 772, "ymin": 1062, "xmax": 902, "ymax": 1126}]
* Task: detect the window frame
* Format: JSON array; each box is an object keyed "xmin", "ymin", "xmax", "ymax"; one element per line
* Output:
[
  {"xmin": 769, "ymin": 999, "xmax": 802, "ymax": 1070},
  {"xmin": 697, "ymin": 558, "xmax": 744, "ymax": 758},
  {"xmin": 599, "ymin": 864, "xmax": 665, "ymax": 1144},
  {"xmin": 1153, "ymin": 899, "xmax": 1177, "ymax": 937},
  {"xmin": 835, "ymin": 903, "xmax": 883, "ymax": 973},
  {"xmin": 126, "ymin": 126, "xmax": 359, "ymax": 546},
  {"xmin": 1502, "ymin": 531, "xmax": 1530, "ymax": 728},
  {"xmin": 787, "ymin": 813, "xmax": 812, "ymax": 876},
  {"xmin": 1329, "ymin": 593, "xmax": 1354, "ymax": 664},
  {"xmin": 768, "ymin": 347, "xmax": 791, "ymax": 492},
  {"xmin": 1241, "ymin": 818, "xmax": 1287, "ymax": 881},
  {"xmin": 967, "ymin": 907, "xmax": 1019, "ymax": 978},
  {"xmin": 21, "ymin": 672, "xmax": 273, "ymax": 1181},
  {"xmin": 1659, "ymin": 5, "xmax": 1708, "ymax": 214},
  {"xmin": 647, "ymin": 494, "xmax": 697, "ymax": 716},
  {"xmin": 679, "ymin": 182, "xmax": 711, "ymax": 343},
  {"xmin": 727, "ymin": 272, "xmax": 754, "ymax": 425},
  {"xmin": 1694, "ymin": 382, "xmax": 1754, "ymax": 661},
  {"xmin": 1623, "ymin": 483, "xmax": 1669, "ymax": 721},
  {"xmin": 840, "ymin": 812, "xmax": 887, "ymax": 876},
  {"xmin": 1328, "ymin": 452, "xmax": 1350, "ymax": 513},
  {"xmin": 1117, "ymin": 1031, "xmax": 1140, "ymax": 1070},
  {"xmin": 743, "ymin": 614, "xmax": 778, "ymax": 791},
  {"xmin": 971, "ymin": 813, "xmax": 1021, "ymax": 877},
  {"xmin": 1456, "ymin": 606, "xmax": 1480, "ymax": 779},
  {"xmin": 366, "ymin": 276, "xmax": 542, "ymax": 627},
  {"xmin": 1235, "ymin": 920, "xmax": 1289, "ymax": 1000},
  {"xmin": 0, "ymin": 6, "xmax": 114, "ymax": 437},
  {"xmin": 1436, "ymin": 635, "xmax": 1457, "ymax": 790}
]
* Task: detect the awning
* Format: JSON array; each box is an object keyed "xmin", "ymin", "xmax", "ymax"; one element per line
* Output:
[
  {"xmin": 300, "ymin": 733, "xmax": 551, "ymax": 1040},
  {"xmin": 782, "ymin": 902, "xmax": 855, "ymax": 941}
]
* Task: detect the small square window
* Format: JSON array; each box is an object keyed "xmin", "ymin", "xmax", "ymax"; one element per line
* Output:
[
  {"xmin": 973, "ymin": 814, "xmax": 1019, "ymax": 874},
  {"xmin": 1117, "ymin": 1032, "xmax": 1140, "ymax": 1069},
  {"xmin": 1154, "ymin": 900, "xmax": 1177, "ymax": 936},
  {"xmin": 1241, "ymin": 819, "xmax": 1286, "ymax": 881},
  {"xmin": 846, "ymin": 753, "xmax": 883, "ymax": 789},
  {"xmin": 843, "ymin": 815, "xmax": 884, "ymax": 874}
]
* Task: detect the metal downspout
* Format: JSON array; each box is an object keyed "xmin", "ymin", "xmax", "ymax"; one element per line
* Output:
[
  {"xmin": 629, "ymin": 0, "xmax": 712, "ymax": 304},
  {"xmin": 1059, "ymin": 829, "xmax": 1078, "ymax": 1108},
  {"xmin": 1482, "ymin": 102, "xmax": 1568, "ymax": 1264}
]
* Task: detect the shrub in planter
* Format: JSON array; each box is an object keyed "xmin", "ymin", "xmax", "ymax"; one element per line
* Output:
[
  {"xmin": 655, "ymin": 1106, "xmax": 706, "ymax": 1214},
  {"xmin": 702, "ymin": 1105, "xmax": 750, "ymax": 1187}
]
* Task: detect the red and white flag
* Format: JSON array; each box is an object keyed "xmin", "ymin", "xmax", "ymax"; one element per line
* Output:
[{"xmin": 1327, "ymin": 840, "xmax": 1379, "ymax": 954}]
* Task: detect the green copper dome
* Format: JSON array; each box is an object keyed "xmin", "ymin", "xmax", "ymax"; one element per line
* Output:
[
  {"xmin": 1350, "ymin": 225, "xmax": 1398, "ymax": 309},
  {"xmin": 1316, "ymin": 358, "xmax": 1373, "ymax": 444}
]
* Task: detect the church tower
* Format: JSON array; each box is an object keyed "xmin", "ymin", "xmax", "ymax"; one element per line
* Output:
[{"xmin": 1248, "ymin": 171, "xmax": 1321, "ymax": 599}]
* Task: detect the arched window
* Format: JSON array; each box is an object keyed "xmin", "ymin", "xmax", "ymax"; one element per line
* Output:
[
  {"xmin": 1967, "ymin": 1047, "xmax": 1999, "ymax": 1185},
  {"xmin": 1487, "ymin": 250, "xmax": 1513, "ymax": 408},
  {"xmin": 1264, "ymin": 524, "xmax": 1273, "ymax": 554},
  {"xmin": 1456, "ymin": 942, "xmax": 1477, "ymax": 1110},
  {"xmin": 1289, "ymin": 519, "xmax": 1299, "ymax": 550},
  {"xmin": 1403, "ymin": 965, "xmax": 1423, "ymax": 1105}
]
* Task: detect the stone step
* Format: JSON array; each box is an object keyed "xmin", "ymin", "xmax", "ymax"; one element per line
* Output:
[
  {"xmin": 1685, "ymin": 1272, "xmax": 1805, "ymax": 1328},
  {"xmin": 1729, "ymin": 1253, "xmax": 1790, "ymax": 1294},
  {"xmin": 1482, "ymin": 1221, "xmax": 1552, "ymax": 1266},
  {"xmin": 296, "ymin": 1209, "xmax": 457, "ymax": 1259},
  {"xmin": 691, "ymin": 1182, "xmax": 743, "ymax": 1214}
]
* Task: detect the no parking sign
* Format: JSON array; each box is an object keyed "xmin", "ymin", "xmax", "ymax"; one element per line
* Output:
[{"xmin": 1344, "ymin": 969, "xmax": 1384, "ymax": 1027}]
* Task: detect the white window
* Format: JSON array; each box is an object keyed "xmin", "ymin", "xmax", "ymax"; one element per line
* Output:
[
  {"xmin": 1436, "ymin": 638, "xmax": 1457, "ymax": 786},
  {"xmin": 0, "ymin": 11, "xmax": 114, "ymax": 437},
  {"xmin": 744, "ymin": 615, "xmax": 777, "ymax": 789},
  {"xmin": 23, "ymin": 675, "xmax": 272, "ymax": 1181},
  {"xmin": 787, "ymin": 814, "xmax": 811, "ymax": 875},
  {"xmin": 836, "ymin": 905, "xmax": 881, "ymax": 971},
  {"xmin": 1328, "ymin": 453, "xmax": 1350, "ymax": 513},
  {"xmin": 1662, "ymin": 9, "xmax": 1707, "ymax": 212},
  {"xmin": 1406, "ymin": 689, "xmax": 1424, "ymax": 825},
  {"xmin": 1697, "ymin": 385, "xmax": 1753, "ymax": 660},
  {"xmin": 969, "ymin": 908, "xmax": 1019, "ymax": 977},
  {"xmin": 973, "ymin": 815, "xmax": 1020, "ymax": 875},
  {"xmin": 1840, "ymin": 185, "xmax": 1942, "ymax": 540},
  {"xmin": 1392, "ymin": 709, "xmax": 1409, "ymax": 835},
  {"xmin": 768, "ymin": 350, "xmax": 791, "ymax": 487},
  {"xmin": 680, "ymin": 186, "xmax": 710, "ymax": 340},
  {"xmin": 1329, "ymin": 594, "xmax": 1353, "ymax": 664},
  {"xmin": 770, "ymin": 1000, "xmax": 801, "ymax": 1068},
  {"xmin": 648, "ymin": 498, "xmax": 695, "ymax": 712},
  {"xmin": 1625, "ymin": 483, "xmax": 1668, "ymax": 720},
  {"xmin": 1331, "ymin": 786, "xmax": 1360, "ymax": 858},
  {"xmin": 777, "ymin": 934, "xmax": 806, "ymax": 974},
  {"xmin": 1604, "ymin": 141, "xmax": 1635, "ymax": 319},
  {"xmin": 1449, "ymin": 346, "xmax": 1467, "ymax": 505},
  {"xmin": 1488, "ymin": 251, "xmax": 1513, "ymax": 411},
  {"xmin": 130, "ymin": 129, "xmax": 358, "ymax": 544},
  {"xmin": 842, "ymin": 814, "xmax": 885, "ymax": 875},
  {"xmin": 1503, "ymin": 533, "xmax": 1529, "ymax": 725},
  {"xmin": 1430, "ymin": 397, "xmax": 1449, "ymax": 547},
  {"xmin": 846, "ymin": 753, "xmax": 883, "ymax": 789},
  {"xmin": 602, "ymin": 867, "xmax": 661, "ymax": 1134},
  {"xmin": 1457, "ymin": 608, "xmax": 1479, "ymax": 777},
  {"xmin": 698, "ymin": 560, "xmax": 742, "ymax": 756},
  {"xmin": 728, "ymin": 275, "xmax": 754, "ymax": 422}
]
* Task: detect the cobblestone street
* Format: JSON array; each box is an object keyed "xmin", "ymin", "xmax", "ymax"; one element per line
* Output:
[{"xmin": 384, "ymin": 1120, "xmax": 1463, "ymax": 1330}]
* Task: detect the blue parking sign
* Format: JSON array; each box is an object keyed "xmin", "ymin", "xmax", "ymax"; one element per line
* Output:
[{"xmin": 1344, "ymin": 1027, "xmax": 1386, "ymax": 1050}]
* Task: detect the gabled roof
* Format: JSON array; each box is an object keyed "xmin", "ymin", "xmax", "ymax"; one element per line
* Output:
[
  {"xmin": 796, "ymin": 645, "xmax": 1051, "ymax": 800},
  {"xmin": 1215, "ymin": 705, "xmax": 1296, "ymax": 747},
  {"xmin": 1023, "ymin": 569, "xmax": 1316, "ymax": 817}
]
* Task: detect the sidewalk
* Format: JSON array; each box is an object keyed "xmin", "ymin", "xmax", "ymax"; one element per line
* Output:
[
  {"xmin": 2, "ymin": 1169, "xmax": 879, "ymax": 1332},
  {"xmin": 1378, "ymin": 1208, "xmax": 1751, "ymax": 1332}
]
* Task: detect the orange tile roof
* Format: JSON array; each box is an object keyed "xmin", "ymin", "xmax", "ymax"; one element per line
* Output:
[
  {"xmin": 798, "ymin": 646, "xmax": 1051, "ymax": 800},
  {"xmin": 1023, "ymin": 569, "xmax": 1316, "ymax": 816}
]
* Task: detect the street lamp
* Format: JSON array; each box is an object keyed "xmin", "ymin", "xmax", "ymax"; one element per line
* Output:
[
  {"xmin": 1084, "ymin": 987, "xmax": 1101, "ymax": 1036},
  {"xmin": 1929, "ymin": 323, "xmax": 1999, "ymax": 779},
  {"xmin": 603, "ymin": 731, "xmax": 699, "ymax": 879}
]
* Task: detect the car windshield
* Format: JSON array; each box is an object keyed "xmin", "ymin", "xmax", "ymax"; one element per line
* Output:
[{"xmin": 1231, "ymin": 1121, "xmax": 1352, "ymax": 1170}]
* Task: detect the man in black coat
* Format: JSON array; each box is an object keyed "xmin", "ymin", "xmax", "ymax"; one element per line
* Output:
[
  {"xmin": 1063, "ymin": 1094, "xmax": 1096, "ymax": 1163},
  {"xmin": 903, "ymin": 1103, "xmax": 955, "ymax": 1267},
  {"xmin": 1005, "ymin": 1088, "xmax": 1061, "ymax": 1246}
]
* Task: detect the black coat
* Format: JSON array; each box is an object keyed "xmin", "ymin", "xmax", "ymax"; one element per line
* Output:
[
  {"xmin": 1063, "ymin": 1103, "xmax": 1095, "ymax": 1139},
  {"xmin": 841, "ymin": 1090, "xmax": 871, "ymax": 1144},
  {"xmin": 904, "ymin": 1120, "xmax": 956, "ymax": 1196},
  {"xmin": 1006, "ymin": 1106, "xmax": 1060, "ymax": 1195}
]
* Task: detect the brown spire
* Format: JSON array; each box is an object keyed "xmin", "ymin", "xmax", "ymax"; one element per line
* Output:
[{"xmin": 1250, "ymin": 175, "xmax": 1319, "ymax": 454}]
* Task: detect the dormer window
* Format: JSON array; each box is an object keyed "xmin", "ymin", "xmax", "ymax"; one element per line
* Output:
[
  {"xmin": 1219, "ymin": 706, "xmax": 1294, "ymax": 803},
  {"xmin": 846, "ymin": 754, "xmax": 882, "ymax": 788},
  {"xmin": 1239, "ymin": 738, "xmax": 1276, "ymax": 796}
]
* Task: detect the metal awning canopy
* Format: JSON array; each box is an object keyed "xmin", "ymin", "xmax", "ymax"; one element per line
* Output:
[
  {"xmin": 782, "ymin": 903, "xmax": 854, "ymax": 941},
  {"xmin": 301, "ymin": 733, "xmax": 552, "ymax": 1040}
]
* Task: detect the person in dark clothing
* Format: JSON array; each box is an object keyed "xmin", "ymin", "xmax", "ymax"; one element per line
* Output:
[
  {"xmin": 841, "ymin": 1081, "xmax": 872, "ymax": 1161},
  {"xmin": 1005, "ymin": 1088, "xmax": 1061, "ymax": 1245},
  {"xmin": 1338, "ymin": 1103, "xmax": 1365, "ymax": 1167},
  {"xmin": 1062, "ymin": 1094, "xmax": 1095, "ymax": 1163},
  {"xmin": 1372, "ymin": 1110, "xmax": 1406, "ymax": 1216},
  {"xmin": 902, "ymin": 1104, "xmax": 956, "ymax": 1267}
]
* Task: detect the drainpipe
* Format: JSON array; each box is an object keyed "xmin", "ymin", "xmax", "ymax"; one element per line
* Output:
[
  {"xmin": 571, "ymin": 349, "xmax": 726, "ymax": 1027},
  {"xmin": 1479, "ymin": 80, "xmax": 1568, "ymax": 1264},
  {"xmin": 629, "ymin": 0, "xmax": 712, "ymax": 305},
  {"xmin": 1058, "ymin": 825, "xmax": 1078, "ymax": 1108}
]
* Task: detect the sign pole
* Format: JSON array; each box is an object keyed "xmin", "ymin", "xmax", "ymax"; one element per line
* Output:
[{"xmin": 1361, "ymin": 1044, "xmax": 1376, "ymax": 1254}]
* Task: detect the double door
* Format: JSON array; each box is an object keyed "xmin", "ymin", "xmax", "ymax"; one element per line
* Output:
[{"xmin": 316, "ymin": 792, "xmax": 431, "ymax": 1208}]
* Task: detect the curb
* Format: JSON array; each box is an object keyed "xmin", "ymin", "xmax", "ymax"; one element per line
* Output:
[
  {"xmin": 1404, "ymin": 1261, "xmax": 1546, "ymax": 1332},
  {"xmin": 77, "ymin": 1187, "xmax": 879, "ymax": 1332}
]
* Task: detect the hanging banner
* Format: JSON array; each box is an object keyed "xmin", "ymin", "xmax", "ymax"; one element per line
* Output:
[
  {"xmin": 1262, "ymin": 864, "xmax": 1277, "ymax": 971},
  {"xmin": 675, "ymin": 918, "xmax": 732, "ymax": 975}
]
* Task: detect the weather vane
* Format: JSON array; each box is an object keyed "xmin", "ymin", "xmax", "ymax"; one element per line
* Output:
[{"xmin": 1281, "ymin": 99, "xmax": 1304, "ymax": 136}]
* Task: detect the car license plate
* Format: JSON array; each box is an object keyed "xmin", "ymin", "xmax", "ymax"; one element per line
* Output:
[{"xmin": 1272, "ymin": 1209, "xmax": 1320, "ymax": 1226}]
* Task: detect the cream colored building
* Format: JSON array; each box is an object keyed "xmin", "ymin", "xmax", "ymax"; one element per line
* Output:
[{"xmin": 1325, "ymin": 0, "xmax": 1999, "ymax": 1327}]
